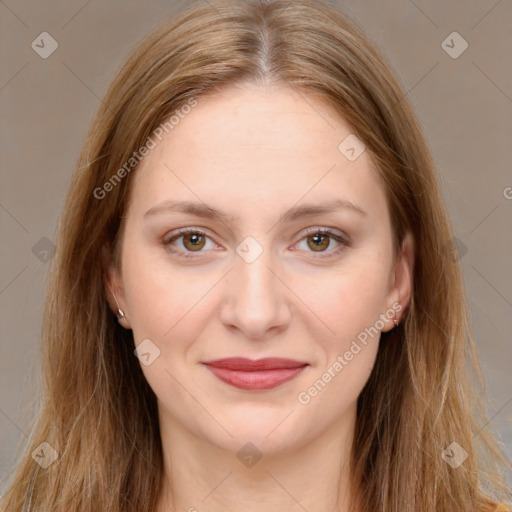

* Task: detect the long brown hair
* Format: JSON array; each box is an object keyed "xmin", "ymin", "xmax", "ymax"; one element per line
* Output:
[{"xmin": 2, "ymin": 0, "xmax": 510, "ymax": 510}]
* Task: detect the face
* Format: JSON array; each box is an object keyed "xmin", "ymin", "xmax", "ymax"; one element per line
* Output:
[{"xmin": 107, "ymin": 83, "xmax": 413, "ymax": 455}]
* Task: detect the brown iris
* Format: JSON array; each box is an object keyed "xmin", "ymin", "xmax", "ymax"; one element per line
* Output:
[
  {"xmin": 182, "ymin": 232, "xmax": 206, "ymax": 251},
  {"xmin": 307, "ymin": 233, "xmax": 330, "ymax": 252}
]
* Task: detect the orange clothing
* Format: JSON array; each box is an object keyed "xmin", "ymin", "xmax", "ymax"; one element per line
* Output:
[{"xmin": 489, "ymin": 504, "xmax": 511, "ymax": 512}]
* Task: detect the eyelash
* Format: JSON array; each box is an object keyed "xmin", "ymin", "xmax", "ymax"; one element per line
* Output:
[{"xmin": 162, "ymin": 227, "xmax": 350, "ymax": 260}]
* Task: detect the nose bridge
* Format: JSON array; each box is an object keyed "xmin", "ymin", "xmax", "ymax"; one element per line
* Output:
[
  {"xmin": 239, "ymin": 247, "xmax": 276, "ymax": 301},
  {"xmin": 220, "ymin": 236, "xmax": 291, "ymax": 338}
]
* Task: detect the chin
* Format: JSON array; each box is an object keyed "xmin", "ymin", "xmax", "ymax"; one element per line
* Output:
[{"xmin": 202, "ymin": 404, "xmax": 308, "ymax": 456}]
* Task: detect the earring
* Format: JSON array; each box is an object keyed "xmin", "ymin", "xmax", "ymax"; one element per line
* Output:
[
  {"xmin": 393, "ymin": 314, "xmax": 400, "ymax": 327},
  {"xmin": 110, "ymin": 286, "xmax": 127, "ymax": 324},
  {"xmin": 115, "ymin": 306, "xmax": 130, "ymax": 329}
]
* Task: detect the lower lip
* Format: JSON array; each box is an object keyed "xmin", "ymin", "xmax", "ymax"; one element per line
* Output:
[{"xmin": 204, "ymin": 365, "xmax": 307, "ymax": 390}]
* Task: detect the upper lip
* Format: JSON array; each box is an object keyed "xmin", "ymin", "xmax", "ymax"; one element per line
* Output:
[{"xmin": 203, "ymin": 357, "xmax": 308, "ymax": 371}]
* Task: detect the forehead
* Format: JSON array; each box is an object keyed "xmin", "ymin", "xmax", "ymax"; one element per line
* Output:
[{"xmin": 127, "ymin": 83, "xmax": 387, "ymax": 223}]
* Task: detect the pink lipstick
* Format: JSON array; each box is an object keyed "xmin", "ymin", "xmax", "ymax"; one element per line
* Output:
[{"xmin": 203, "ymin": 357, "xmax": 308, "ymax": 390}]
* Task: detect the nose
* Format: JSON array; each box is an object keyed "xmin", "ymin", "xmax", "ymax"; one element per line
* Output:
[{"xmin": 219, "ymin": 246, "xmax": 292, "ymax": 340}]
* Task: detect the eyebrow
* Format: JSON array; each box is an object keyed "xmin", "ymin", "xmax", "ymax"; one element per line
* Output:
[{"xmin": 144, "ymin": 198, "xmax": 367, "ymax": 222}]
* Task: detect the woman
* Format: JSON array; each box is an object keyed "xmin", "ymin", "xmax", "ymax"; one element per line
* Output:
[{"xmin": 1, "ymin": 0, "xmax": 510, "ymax": 510}]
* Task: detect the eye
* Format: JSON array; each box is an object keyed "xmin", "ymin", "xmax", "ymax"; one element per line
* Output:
[
  {"xmin": 294, "ymin": 228, "xmax": 350, "ymax": 257},
  {"xmin": 162, "ymin": 226, "xmax": 350, "ymax": 260},
  {"xmin": 162, "ymin": 228, "xmax": 217, "ymax": 259}
]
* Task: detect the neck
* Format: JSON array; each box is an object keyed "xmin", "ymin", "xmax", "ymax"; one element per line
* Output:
[{"xmin": 155, "ymin": 404, "xmax": 359, "ymax": 512}]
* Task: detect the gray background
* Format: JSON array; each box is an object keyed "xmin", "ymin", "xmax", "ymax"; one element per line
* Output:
[{"xmin": 1, "ymin": 0, "xmax": 511, "ymax": 495}]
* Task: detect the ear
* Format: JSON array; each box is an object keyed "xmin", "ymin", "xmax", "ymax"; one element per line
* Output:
[
  {"xmin": 381, "ymin": 231, "xmax": 414, "ymax": 333},
  {"xmin": 102, "ymin": 244, "xmax": 132, "ymax": 329}
]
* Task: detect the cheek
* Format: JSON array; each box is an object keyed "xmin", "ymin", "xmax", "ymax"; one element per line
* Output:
[
  {"xmin": 121, "ymin": 243, "xmax": 216, "ymax": 341},
  {"xmin": 295, "ymin": 258, "xmax": 391, "ymax": 347},
  {"xmin": 294, "ymin": 265, "xmax": 387, "ymax": 413}
]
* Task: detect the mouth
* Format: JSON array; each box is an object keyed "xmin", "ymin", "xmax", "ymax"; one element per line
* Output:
[{"xmin": 202, "ymin": 357, "xmax": 308, "ymax": 391}]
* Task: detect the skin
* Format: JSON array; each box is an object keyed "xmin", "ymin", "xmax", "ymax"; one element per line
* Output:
[{"xmin": 106, "ymin": 83, "xmax": 413, "ymax": 512}]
